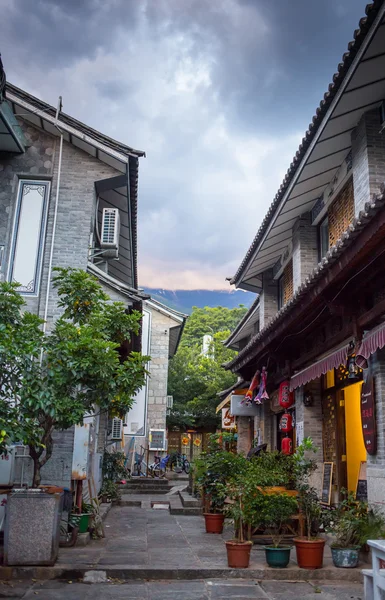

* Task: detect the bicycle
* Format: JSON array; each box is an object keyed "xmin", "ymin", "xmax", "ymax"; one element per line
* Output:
[
  {"xmin": 133, "ymin": 446, "xmax": 146, "ymax": 476},
  {"xmin": 149, "ymin": 454, "xmax": 170, "ymax": 478},
  {"xmin": 170, "ymin": 452, "xmax": 190, "ymax": 474}
]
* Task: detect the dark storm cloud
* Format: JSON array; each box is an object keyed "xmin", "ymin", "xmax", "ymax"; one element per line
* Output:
[
  {"xmin": 0, "ymin": 0, "xmax": 370, "ymax": 289},
  {"xmin": 1, "ymin": 0, "xmax": 140, "ymax": 67}
]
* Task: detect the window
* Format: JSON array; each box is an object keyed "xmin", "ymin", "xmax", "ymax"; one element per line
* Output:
[
  {"xmin": 8, "ymin": 180, "xmax": 50, "ymax": 295},
  {"xmin": 319, "ymin": 216, "xmax": 329, "ymax": 259},
  {"xmin": 278, "ymin": 276, "xmax": 284, "ymax": 310}
]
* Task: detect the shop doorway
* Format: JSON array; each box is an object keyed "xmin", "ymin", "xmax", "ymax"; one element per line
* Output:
[
  {"xmin": 342, "ymin": 382, "xmax": 366, "ymax": 492},
  {"xmin": 322, "ymin": 369, "xmax": 365, "ymax": 499}
]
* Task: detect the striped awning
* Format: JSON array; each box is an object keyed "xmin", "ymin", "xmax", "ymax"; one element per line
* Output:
[
  {"xmin": 289, "ymin": 343, "xmax": 350, "ymax": 391},
  {"xmin": 357, "ymin": 322, "xmax": 385, "ymax": 368}
]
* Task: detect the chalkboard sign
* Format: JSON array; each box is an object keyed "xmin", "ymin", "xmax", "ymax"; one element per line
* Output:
[
  {"xmin": 149, "ymin": 429, "xmax": 166, "ymax": 451},
  {"xmin": 356, "ymin": 461, "xmax": 368, "ymax": 501},
  {"xmin": 320, "ymin": 462, "xmax": 333, "ymax": 505},
  {"xmin": 361, "ymin": 374, "xmax": 377, "ymax": 455}
]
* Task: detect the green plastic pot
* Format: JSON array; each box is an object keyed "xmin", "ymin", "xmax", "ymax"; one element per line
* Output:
[
  {"xmin": 78, "ymin": 513, "xmax": 91, "ymax": 534},
  {"xmin": 264, "ymin": 546, "xmax": 292, "ymax": 568}
]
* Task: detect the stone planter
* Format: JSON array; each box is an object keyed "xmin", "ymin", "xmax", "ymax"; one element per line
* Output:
[{"xmin": 4, "ymin": 489, "xmax": 63, "ymax": 566}]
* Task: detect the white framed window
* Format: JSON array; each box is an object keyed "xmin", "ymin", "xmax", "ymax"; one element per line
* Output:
[{"xmin": 8, "ymin": 180, "xmax": 50, "ymax": 295}]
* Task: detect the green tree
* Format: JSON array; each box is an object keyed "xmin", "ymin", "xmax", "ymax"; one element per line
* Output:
[
  {"xmin": 180, "ymin": 305, "xmax": 247, "ymax": 348},
  {"xmin": 0, "ymin": 268, "xmax": 149, "ymax": 486},
  {"xmin": 167, "ymin": 305, "xmax": 247, "ymax": 430}
]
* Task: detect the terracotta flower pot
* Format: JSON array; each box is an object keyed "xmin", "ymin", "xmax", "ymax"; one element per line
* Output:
[
  {"xmin": 294, "ymin": 537, "xmax": 325, "ymax": 569},
  {"xmin": 204, "ymin": 513, "xmax": 225, "ymax": 534},
  {"xmin": 225, "ymin": 540, "xmax": 253, "ymax": 568}
]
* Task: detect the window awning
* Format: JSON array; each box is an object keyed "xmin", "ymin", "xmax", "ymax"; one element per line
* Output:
[
  {"xmin": 289, "ymin": 343, "xmax": 350, "ymax": 391},
  {"xmin": 357, "ymin": 322, "xmax": 385, "ymax": 368},
  {"xmin": 216, "ymin": 395, "xmax": 231, "ymax": 414}
]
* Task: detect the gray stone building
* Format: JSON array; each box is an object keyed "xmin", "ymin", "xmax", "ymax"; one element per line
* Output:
[
  {"xmin": 223, "ymin": 2, "xmax": 385, "ymax": 509},
  {"xmin": 0, "ymin": 79, "xmax": 185, "ymax": 490}
]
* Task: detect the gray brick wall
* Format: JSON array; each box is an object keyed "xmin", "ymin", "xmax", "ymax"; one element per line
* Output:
[
  {"xmin": 352, "ymin": 108, "xmax": 385, "ymax": 215},
  {"xmin": 292, "ymin": 212, "xmax": 319, "ymax": 290},
  {"xmin": 367, "ymin": 348, "xmax": 385, "ymax": 511},
  {"xmin": 1, "ymin": 118, "xmax": 122, "ymax": 488},
  {"xmin": 295, "ymin": 381, "xmax": 323, "ymax": 493},
  {"xmin": 259, "ymin": 269, "xmax": 278, "ymax": 328},
  {"xmin": 147, "ymin": 306, "xmax": 174, "ymax": 432}
]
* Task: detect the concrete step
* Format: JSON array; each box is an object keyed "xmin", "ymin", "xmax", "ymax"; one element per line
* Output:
[
  {"xmin": 0, "ymin": 564, "xmax": 364, "ymax": 582},
  {"xmin": 178, "ymin": 491, "xmax": 201, "ymax": 508},
  {"xmin": 119, "ymin": 488, "xmax": 169, "ymax": 495},
  {"xmin": 119, "ymin": 499, "xmax": 142, "ymax": 507},
  {"xmin": 168, "ymin": 496, "xmax": 203, "ymax": 516},
  {"xmin": 121, "ymin": 479, "xmax": 169, "ymax": 487}
]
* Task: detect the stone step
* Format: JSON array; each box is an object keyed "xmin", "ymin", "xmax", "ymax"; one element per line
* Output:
[
  {"xmin": 178, "ymin": 491, "xmax": 201, "ymax": 508},
  {"xmin": 122, "ymin": 479, "xmax": 169, "ymax": 487},
  {"xmin": 119, "ymin": 499, "xmax": 142, "ymax": 507},
  {"xmin": 0, "ymin": 564, "xmax": 364, "ymax": 582},
  {"xmin": 169, "ymin": 506, "xmax": 203, "ymax": 516},
  {"xmin": 119, "ymin": 488, "xmax": 169, "ymax": 495}
]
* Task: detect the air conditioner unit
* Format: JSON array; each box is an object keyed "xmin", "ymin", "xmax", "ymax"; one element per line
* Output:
[
  {"xmin": 111, "ymin": 418, "xmax": 123, "ymax": 441},
  {"xmin": 166, "ymin": 395, "xmax": 173, "ymax": 409},
  {"xmin": 101, "ymin": 208, "xmax": 120, "ymax": 256}
]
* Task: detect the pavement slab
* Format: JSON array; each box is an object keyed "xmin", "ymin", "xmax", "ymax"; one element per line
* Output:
[{"xmin": 7, "ymin": 579, "xmax": 366, "ymax": 600}]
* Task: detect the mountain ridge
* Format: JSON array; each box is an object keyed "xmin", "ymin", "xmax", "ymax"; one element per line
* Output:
[{"xmin": 143, "ymin": 288, "xmax": 255, "ymax": 314}]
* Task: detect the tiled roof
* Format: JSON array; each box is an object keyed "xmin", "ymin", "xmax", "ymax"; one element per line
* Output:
[
  {"xmin": 6, "ymin": 82, "xmax": 145, "ymax": 158},
  {"xmin": 225, "ymin": 183, "xmax": 385, "ymax": 371},
  {"xmin": 224, "ymin": 295, "xmax": 260, "ymax": 347},
  {"xmin": 230, "ymin": 0, "xmax": 384, "ymax": 286}
]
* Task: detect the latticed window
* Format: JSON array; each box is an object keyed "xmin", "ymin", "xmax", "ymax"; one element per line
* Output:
[
  {"xmin": 328, "ymin": 178, "xmax": 354, "ymax": 247},
  {"xmin": 283, "ymin": 260, "xmax": 293, "ymax": 305}
]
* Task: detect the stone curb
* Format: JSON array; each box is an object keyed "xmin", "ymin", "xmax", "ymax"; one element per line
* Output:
[{"xmin": 0, "ymin": 565, "xmax": 363, "ymax": 583}]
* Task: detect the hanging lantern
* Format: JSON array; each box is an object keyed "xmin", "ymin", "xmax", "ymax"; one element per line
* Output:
[
  {"xmin": 279, "ymin": 380, "xmax": 294, "ymax": 409},
  {"xmin": 281, "ymin": 436, "xmax": 293, "ymax": 455},
  {"xmin": 280, "ymin": 412, "xmax": 293, "ymax": 433}
]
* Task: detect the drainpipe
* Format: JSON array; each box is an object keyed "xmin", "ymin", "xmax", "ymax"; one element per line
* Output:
[{"xmin": 41, "ymin": 96, "xmax": 63, "ymax": 339}]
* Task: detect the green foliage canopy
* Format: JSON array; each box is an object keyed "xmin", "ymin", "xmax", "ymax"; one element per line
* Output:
[
  {"xmin": 167, "ymin": 305, "xmax": 248, "ymax": 430},
  {"xmin": 0, "ymin": 268, "xmax": 149, "ymax": 485}
]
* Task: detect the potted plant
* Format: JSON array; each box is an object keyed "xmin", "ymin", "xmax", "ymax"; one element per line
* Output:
[
  {"xmin": 223, "ymin": 481, "xmax": 253, "ymax": 568},
  {"xmin": 99, "ymin": 480, "xmax": 120, "ymax": 504},
  {"xmin": 260, "ymin": 492, "xmax": 298, "ymax": 568},
  {"xmin": 292, "ymin": 438, "xmax": 326, "ymax": 569},
  {"xmin": 327, "ymin": 491, "xmax": 385, "ymax": 568},
  {"xmin": 194, "ymin": 450, "xmax": 248, "ymax": 534},
  {"xmin": 1, "ymin": 271, "xmax": 148, "ymax": 565}
]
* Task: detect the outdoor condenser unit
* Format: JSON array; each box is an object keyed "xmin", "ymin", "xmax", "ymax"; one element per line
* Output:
[
  {"xmin": 110, "ymin": 418, "xmax": 123, "ymax": 441},
  {"xmin": 101, "ymin": 208, "xmax": 120, "ymax": 257}
]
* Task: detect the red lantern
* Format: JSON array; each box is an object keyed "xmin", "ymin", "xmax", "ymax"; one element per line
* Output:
[
  {"xmin": 280, "ymin": 412, "xmax": 293, "ymax": 432},
  {"xmin": 279, "ymin": 380, "xmax": 294, "ymax": 409},
  {"xmin": 281, "ymin": 436, "xmax": 293, "ymax": 455}
]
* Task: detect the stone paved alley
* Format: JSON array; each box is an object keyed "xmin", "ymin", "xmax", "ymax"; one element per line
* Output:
[
  {"xmin": 0, "ymin": 505, "xmax": 366, "ymax": 599},
  {"xmin": 0, "ymin": 578, "xmax": 365, "ymax": 600}
]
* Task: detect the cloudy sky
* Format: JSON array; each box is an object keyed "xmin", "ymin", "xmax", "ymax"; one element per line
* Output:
[{"xmin": 1, "ymin": 0, "xmax": 367, "ymax": 290}]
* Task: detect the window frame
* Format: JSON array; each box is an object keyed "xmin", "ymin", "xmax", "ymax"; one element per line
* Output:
[
  {"xmin": 319, "ymin": 215, "xmax": 329, "ymax": 261},
  {"xmin": 277, "ymin": 275, "xmax": 284, "ymax": 310},
  {"xmin": 7, "ymin": 179, "xmax": 50, "ymax": 296}
]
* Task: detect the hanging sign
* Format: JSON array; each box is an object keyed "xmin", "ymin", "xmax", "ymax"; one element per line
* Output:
[
  {"xmin": 320, "ymin": 462, "xmax": 334, "ymax": 505},
  {"xmin": 361, "ymin": 374, "xmax": 377, "ymax": 455},
  {"xmin": 222, "ymin": 408, "xmax": 236, "ymax": 429},
  {"xmin": 230, "ymin": 395, "xmax": 259, "ymax": 416}
]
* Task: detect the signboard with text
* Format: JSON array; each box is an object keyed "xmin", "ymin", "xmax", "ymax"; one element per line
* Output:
[
  {"xmin": 361, "ymin": 374, "xmax": 376, "ymax": 455},
  {"xmin": 222, "ymin": 408, "xmax": 236, "ymax": 429},
  {"xmin": 230, "ymin": 395, "xmax": 259, "ymax": 416}
]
